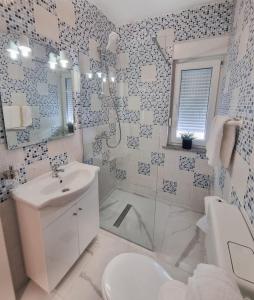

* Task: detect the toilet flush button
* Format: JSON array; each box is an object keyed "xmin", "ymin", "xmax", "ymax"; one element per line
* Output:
[{"xmin": 228, "ymin": 242, "xmax": 254, "ymax": 284}]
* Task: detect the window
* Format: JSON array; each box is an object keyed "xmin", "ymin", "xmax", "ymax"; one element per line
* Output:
[{"xmin": 171, "ymin": 60, "xmax": 221, "ymax": 145}]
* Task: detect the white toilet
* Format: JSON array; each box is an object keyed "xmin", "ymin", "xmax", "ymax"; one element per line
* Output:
[{"xmin": 102, "ymin": 253, "xmax": 171, "ymax": 300}]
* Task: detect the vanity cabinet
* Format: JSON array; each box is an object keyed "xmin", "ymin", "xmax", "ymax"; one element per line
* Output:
[{"xmin": 15, "ymin": 175, "xmax": 99, "ymax": 293}]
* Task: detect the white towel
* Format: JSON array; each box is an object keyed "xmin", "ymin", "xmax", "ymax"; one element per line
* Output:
[
  {"xmin": 21, "ymin": 106, "xmax": 32, "ymax": 127},
  {"xmin": 206, "ymin": 116, "xmax": 230, "ymax": 167},
  {"xmin": 158, "ymin": 280, "xmax": 187, "ymax": 300},
  {"xmin": 3, "ymin": 106, "xmax": 21, "ymax": 129},
  {"xmin": 220, "ymin": 122, "xmax": 236, "ymax": 168},
  {"xmin": 186, "ymin": 264, "xmax": 243, "ymax": 300}
]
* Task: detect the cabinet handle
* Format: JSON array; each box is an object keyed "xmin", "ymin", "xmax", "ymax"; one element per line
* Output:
[
  {"xmin": 79, "ymin": 208, "xmax": 83, "ymax": 211},
  {"xmin": 73, "ymin": 212, "xmax": 78, "ymax": 216}
]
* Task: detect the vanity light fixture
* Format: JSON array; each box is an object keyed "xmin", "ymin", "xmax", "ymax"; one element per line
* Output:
[
  {"xmin": 97, "ymin": 72, "xmax": 102, "ymax": 78},
  {"xmin": 48, "ymin": 52, "xmax": 57, "ymax": 70},
  {"xmin": 86, "ymin": 72, "xmax": 93, "ymax": 79},
  {"xmin": 59, "ymin": 50, "xmax": 69, "ymax": 68},
  {"xmin": 18, "ymin": 35, "xmax": 32, "ymax": 58},
  {"xmin": 7, "ymin": 41, "xmax": 19, "ymax": 60}
]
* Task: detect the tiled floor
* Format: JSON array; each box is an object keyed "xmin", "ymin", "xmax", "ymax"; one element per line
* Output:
[
  {"xmin": 100, "ymin": 189, "xmax": 156, "ymax": 249},
  {"xmin": 18, "ymin": 228, "xmax": 201, "ymax": 300},
  {"xmin": 18, "ymin": 189, "xmax": 205, "ymax": 300},
  {"xmin": 100, "ymin": 189, "xmax": 206, "ymax": 274},
  {"xmin": 17, "ymin": 230, "xmax": 155, "ymax": 300}
]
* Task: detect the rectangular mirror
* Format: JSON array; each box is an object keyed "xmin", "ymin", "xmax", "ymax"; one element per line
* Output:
[{"xmin": 0, "ymin": 33, "xmax": 76, "ymax": 150}]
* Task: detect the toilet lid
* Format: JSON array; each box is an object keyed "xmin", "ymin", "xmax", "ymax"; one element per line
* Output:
[{"xmin": 102, "ymin": 253, "xmax": 171, "ymax": 300}]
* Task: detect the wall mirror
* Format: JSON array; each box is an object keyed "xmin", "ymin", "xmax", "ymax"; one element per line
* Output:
[{"xmin": 0, "ymin": 33, "xmax": 76, "ymax": 150}]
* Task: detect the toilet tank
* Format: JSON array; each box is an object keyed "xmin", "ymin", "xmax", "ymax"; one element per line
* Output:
[{"xmin": 206, "ymin": 199, "xmax": 254, "ymax": 298}]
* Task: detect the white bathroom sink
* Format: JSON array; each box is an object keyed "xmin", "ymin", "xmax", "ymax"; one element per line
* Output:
[{"xmin": 12, "ymin": 161, "xmax": 100, "ymax": 209}]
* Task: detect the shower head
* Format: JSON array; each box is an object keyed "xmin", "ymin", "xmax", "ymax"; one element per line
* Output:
[{"xmin": 106, "ymin": 32, "xmax": 119, "ymax": 53}]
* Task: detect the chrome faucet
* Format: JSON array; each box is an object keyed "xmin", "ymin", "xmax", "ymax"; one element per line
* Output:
[{"xmin": 51, "ymin": 164, "xmax": 65, "ymax": 178}]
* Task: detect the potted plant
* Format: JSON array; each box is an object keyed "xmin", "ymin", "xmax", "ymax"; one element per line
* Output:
[{"xmin": 181, "ymin": 132, "xmax": 195, "ymax": 150}]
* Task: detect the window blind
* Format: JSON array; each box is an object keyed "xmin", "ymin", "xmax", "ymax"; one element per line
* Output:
[{"xmin": 176, "ymin": 68, "xmax": 212, "ymax": 140}]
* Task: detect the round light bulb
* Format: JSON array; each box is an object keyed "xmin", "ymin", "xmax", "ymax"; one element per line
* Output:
[
  {"xmin": 18, "ymin": 35, "xmax": 32, "ymax": 58},
  {"xmin": 49, "ymin": 52, "xmax": 57, "ymax": 70},
  {"xmin": 59, "ymin": 50, "xmax": 69, "ymax": 68},
  {"xmin": 7, "ymin": 41, "xmax": 19, "ymax": 60},
  {"xmin": 97, "ymin": 72, "xmax": 102, "ymax": 78},
  {"xmin": 87, "ymin": 72, "xmax": 93, "ymax": 79}
]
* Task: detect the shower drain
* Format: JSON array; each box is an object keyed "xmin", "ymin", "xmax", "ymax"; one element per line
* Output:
[{"xmin": 113, "ymin": 204, "xmax": 132, "ymax": 228}]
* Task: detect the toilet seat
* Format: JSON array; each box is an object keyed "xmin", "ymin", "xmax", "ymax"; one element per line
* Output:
[{"xmin": 102, "ymin": 253, "xmax": 171, "ymax": 300}]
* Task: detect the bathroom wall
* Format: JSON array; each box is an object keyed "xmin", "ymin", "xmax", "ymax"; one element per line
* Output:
[
  {"xmin": 0, "ymin": 0, "xmax": 115, "ymax": 291},
  {"xmin": 0, "ymin": 0, "xmax": 235, "ymax": 292},
  {"xmin": 98, "ymin": 1, "xmax": 232, "ymax": 210},
  {"xmin": 214, "ymin": 0, "xmax": 254, "ymax": 225}
]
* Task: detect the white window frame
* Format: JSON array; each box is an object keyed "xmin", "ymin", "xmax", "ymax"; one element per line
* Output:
[{"xmin": 171, "ymin": 59, "xmax": 221, "ymax": 146}]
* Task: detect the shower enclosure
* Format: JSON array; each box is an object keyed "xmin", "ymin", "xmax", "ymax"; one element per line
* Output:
[
  {"xmin": 88, "ymin": 30, "xmax": 208, "ymax": 278},
  {"xmin": 95, "ymin": 31, "xmax": 169, "ymax": 251}
]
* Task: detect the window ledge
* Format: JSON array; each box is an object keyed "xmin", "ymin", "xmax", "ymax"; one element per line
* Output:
[{"xmin": 163, "ymin": 143, "xmax": 206, "ymax": 154}]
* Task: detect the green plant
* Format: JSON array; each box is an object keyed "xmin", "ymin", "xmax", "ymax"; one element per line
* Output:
[{"xmin": 181, "ymin": 132, "xmax": 195, "ymax": 140}]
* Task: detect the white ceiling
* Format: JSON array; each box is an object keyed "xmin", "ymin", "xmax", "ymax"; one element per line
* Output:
[{"xmin": 88, "ymin": 0, "xmax": 225, "ymax": 26}]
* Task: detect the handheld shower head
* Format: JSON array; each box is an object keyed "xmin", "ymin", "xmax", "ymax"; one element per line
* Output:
[{"xmin": 106, "ymin": 32, "xmax": 119, "ymax": 53}]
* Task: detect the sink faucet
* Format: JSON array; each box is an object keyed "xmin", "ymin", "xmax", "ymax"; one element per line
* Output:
[{"xmin": 51, "ymin": 164, "xmax": 65, "ymax": 178}]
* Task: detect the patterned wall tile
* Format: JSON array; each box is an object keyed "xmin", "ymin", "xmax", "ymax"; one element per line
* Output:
[
  {"xmin": 243, "ymin": 171, "xmax": 254, "ymax": 224},
  {"xmin": 139, "ymin": 124, "xmax": 153, "ymax": 138},
  {"xmin": 116, "ymin": 168, "xmax": 127, "ymax": 180},
  {"xmin": 49, "ymin": 152, "xmax": 68, "ymax": 167},
  {"xmin": 215, "ymin": 0, "xmax": 254, "ymax": 223},
  {"xmin": 163, "ymin": 179, "xmax": 177, "ymax": 194},
  {"xmin": 138, "ymin": 162, "xmax": 151, "ymax": 176},
  {"xmin": 219, "ymin": 167, "xmax": 226, "ymax": 190},
  {"xmin": 17, "ymin": 164, "xmax": 27, "ymax": 184},
  {"xmin": 231, "ymin": 188, "xmax": 242, "ymax": 209},
  {"xmin": 23, "ymin": 142, "xmax": 49, "ymax": 165},
  {"xmin": 0, "ymin": 177, "xmax": 9, "ymax": 202},
  {"xmin": 151, "ymin": 152, "xmax": 165, "ymax": 166},
  {"xmin": 0, "ymin": 0, "xmax": 232, "ymax": 210},
  {"xmin": 92, "ymin": 139, "xmax": 103, "ymax": 155},
  {"xmin": 193, "ymin": 173, "xmax": 210, "ymax": 190},
  {"xmin": 179, "ymin": 156, "xmax": 195, "ymax": 172},
  {"xmin": 127, "ymin": 136, "xmax": 139, "ymax": 149}
]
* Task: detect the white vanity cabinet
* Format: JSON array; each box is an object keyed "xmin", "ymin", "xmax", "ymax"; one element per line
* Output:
[{"xmin": 15, "ymin": 174, "xmax": 99, "ymax": 293}]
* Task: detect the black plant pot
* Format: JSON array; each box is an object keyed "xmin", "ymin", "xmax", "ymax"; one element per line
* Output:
[{"xmin": 182, "ymin": 138, "xmax": 192, "ymax": 149}]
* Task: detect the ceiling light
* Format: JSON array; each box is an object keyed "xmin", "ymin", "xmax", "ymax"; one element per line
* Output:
[
  {"xmin": 18, "ymin": 35, "xmax": 32, "ymax": 57},
  {"xmin": 48, "ymin": 52, "xmax": 57, "ymax": 70},
  {"xmin": 59, "ymin": 50, "xmax": 69, "ymax": 68},
  {"xmin": 7, "ymin": 41, "xmax": 19, "ymax": 60}
]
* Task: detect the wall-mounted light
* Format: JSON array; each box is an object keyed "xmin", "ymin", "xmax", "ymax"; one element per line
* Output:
[
  {"xmin": 7, "ymin": 41, "xmax": 19, "ymax": 60},
  {"xmin": 18, "ymin": 35, "xmax": 32, "ymax": 58},
  {"xmin": 97, "ymin": 72, "xmax": 102, "ymax": 78},
  {"xmin": 86, "ymin": 72, "xmax": 93, "ymax": 79},
  {"xmin": 102, "ymin": 77, "xmax": 107, "ymax": 83},
  {"xmin": 48, "ymin": 52, "xmax": 57, "ymax": 70},
  {"xmin": 110, "ymin": 77, "xmax": 115, "ymax": 83},
  {"xmin": 59, "ymin": 50, "xmax": 69, "ymax": 68}
]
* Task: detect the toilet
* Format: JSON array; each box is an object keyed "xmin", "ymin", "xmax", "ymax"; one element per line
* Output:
[{"xmin": 102, "ymin": 253, "xmax": 171, "ymax": 300}]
